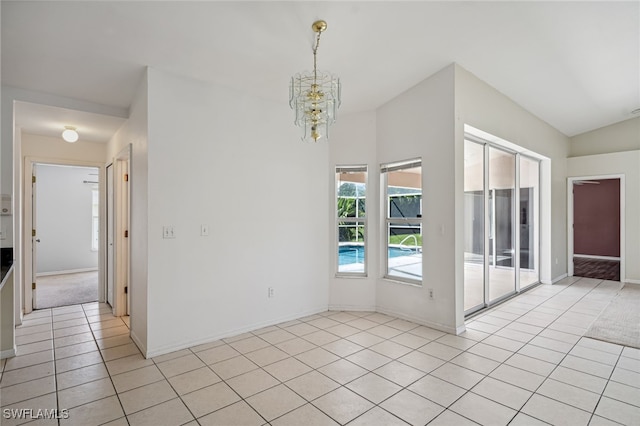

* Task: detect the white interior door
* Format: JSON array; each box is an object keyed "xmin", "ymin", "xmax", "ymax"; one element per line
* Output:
[{"xmin": 106, "ymin": 164, "xmax": 115, "ymax": 307}]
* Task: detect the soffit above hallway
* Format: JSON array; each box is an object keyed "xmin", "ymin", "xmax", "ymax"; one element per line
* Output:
[{"xmin": 1, "ymin": 1, "xmax": 638, "ymax": 137}]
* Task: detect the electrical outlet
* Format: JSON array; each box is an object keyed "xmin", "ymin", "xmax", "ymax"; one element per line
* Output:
[
  {"xmin": 163, "ymin": 226, "xmax": 175, "ymax": 239},
  {"xmin": 268, "ymin": 287, "xmax": 275, "ymax": 298},
  {"xmin": 429, "ymin": 288, "xmax": 434, "ymax": 299}
]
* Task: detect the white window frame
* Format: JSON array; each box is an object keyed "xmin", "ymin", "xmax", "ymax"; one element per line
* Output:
[
  {"xmin": 381, "ymin": 158, "xmax": 423, "ymax": 285},
  {"xmin": 336, "ymin": 165, "xmax": 368, "ymax": 277}
]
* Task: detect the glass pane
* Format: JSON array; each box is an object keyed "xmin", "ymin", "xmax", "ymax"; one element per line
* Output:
[
  {"xmin": 489, "ymin": 147, "xmax": 516, "ymax": 302},
  {"xmin": 338, "ymin": 222, "xmax": 365, "ymax": 273},
  {"xmin": 387, "ymin": 222, "xmax": 422, "ymax": 281},
  {"xmin": 520, "ymin": 156, "xmax": 539, "ymax": 288},
  {"xmin": 337, "ymin": 171, "xmax": 366, "ymax": 218},
  {"xmin": 387, "ymin": 165, "xmax": 422, "ymax": 219},
  {"xmin": 464, "ymin": 140, "xmax": 485, "ymax": 311}
]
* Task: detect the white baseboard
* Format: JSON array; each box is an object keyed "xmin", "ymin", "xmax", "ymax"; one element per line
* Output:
[
  {"xmin": 573, "ymin": 254, "xmax": 621, "ymax": 261},
  {"xmin": 625, "ymin": 279, "xmax": 640, "ymax": 285},
  {"xmin": 550, "ymin": 273, "xmax": 568, "ymax": 284},
  {"xmin": 37, "ymin": 268, "xmax": 98, "ymax": 277},
  {"xmin": 375, "ymin": 306, "xmax": 459, "ymax": 335},
  {"xmin": 328, "ymin": 304, "xmax": 376, "ymax": 312},
  {"xmin": 130, "ymin": 329, "xmax": 147, "ymax": 358},
  {"xmin": 0, "ymin": 346, "xmax": 16, "ymax": 359}
]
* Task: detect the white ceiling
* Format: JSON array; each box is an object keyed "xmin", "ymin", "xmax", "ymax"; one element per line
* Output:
[{"xmin": 2, "ymin": 1, "xmax": 638, "ymax": 138}]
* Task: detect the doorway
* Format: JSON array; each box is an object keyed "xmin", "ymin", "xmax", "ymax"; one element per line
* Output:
[
  {"xmin": 29, "ymin": 162, "xmax": 101, "ymax": 310},
  {"xmin": 569, "ymin": 176, "xmax": 623, "ymax": 281},
  {"xmin": 464, "ymin": 138, "xmax": 541, "ymax": 315}
]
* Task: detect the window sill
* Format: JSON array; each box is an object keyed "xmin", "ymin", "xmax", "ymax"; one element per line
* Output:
[{"xmin": 382, "ymin": 276, "xmax": 422, "ymax": 288}]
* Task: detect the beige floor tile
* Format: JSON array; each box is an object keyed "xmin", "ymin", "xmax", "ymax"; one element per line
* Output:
[
  {"xmin": 53, "ymin": 318, "xmax": 89, "ymax": 330},
  {"xmin": 54, "ymin": 332, "xmax": 95, "ymax": 348},
  {"xmin": 151, "ymin": 349, "xmax": 191, "ymax": 363},
  {"xmin": 181, "ymin": 381, "xmax": 241, "ymax": 418},
  {"xmin": 284, "ymin": 370, "xmax": 340, "ymax": 401},
  {"xmin": 126, "ymin": 397, "xmax": 194, "ymax": 426},
  {"xmin": 549, "ymin": 365, "xmax": 607, "ymax": 394},
  {"xmin": 55, "ymin": 341, "xmax": 98, "ymax": 359},
  {"xmin": 397, "ymin": 351, "xmax": 445, "ymax": 373},
  {"xmin": 198, "ymin": 400, "xmax": 264, "ymax": 426},
  {"xmin": 389, "ymin": 332, "xmax": 429, "ymax": 350},
  {"xmin": 307, "ymin": 317, "xmax": 341, "ymax": 330},
  {"xmin": 588, "ymin": 415, "xmax": 623, "ymax": 426},
  {"xmin": 431, "ymin": 363, "xmax": 485, "ymax": 390},
  {"xmin": 111, "ymin": 364, "xmax": 164, "ymax": 393},
  {"xmin": 570, "ymin": 345, "xmax": 619, "ymax": 366},
  {"xmin": 118, "ymin": 380, "xmax": 177, "ymax": 415},
  {"xmin": 522, "ymin": 394, "xmax": 592, "ymax": 426},
  {"xmin": 53, "ymin": 325, "xmax": 91, "ymax": 339},
  {"xmin": 226, "ymin": 368, "xmax": 280, "ymax": 398},
  {"xmin": 347, "ymin": 348, "xmax": 391, "ymax": 371},
  {"xmin": 56, "ymin": 351, "xmax": 103, "ymax": 373},
  {"xmin": 577, "ymin": 337, "xmax": 624, "ymax": 355},
  {"xmin": 246, "ymin": 384, "xmax": 305, "ymax": 421},
  {"xmin": 408, "ymin": 374, "xmax": 466, "ymax": 407},
  {"xmin": 271, "ymin": 403, "xmax": 338, "ymax": 426},
  {"xmin": 15, "ymin": 340, "xmax": 53, "ymax": 356},
  {"xmin": 89, "ymin": 318, "xmax": 124, "ymax": 331},
  {"xmin": 622, "ymin": 346, "xmax": 640, "ymax": 360},
  {"xmin": 167, "ymin": 366, "xmax": 221, "ymax": 395},
  {"xmin": 518, "ymin": 343, "xmax": 566, "ymax": 364},
  {"xmin": 537, "ymin": 378, "xmax": 600, "ymax": 412},
  {"xmin": 258, "ymin": 329, "xmax": 297, "ymax": 345},
  {"xmin": 347, "ymin": 406, "xmax": 409, "ymax": 426},
  {"xmin": 196, "ymin": 344, "xmax": 240, "ymax": 365},
  {"xmin": 450, "ymin": 392, "xmax": 516, "ymax": 426},
  {"xmin": 346, "ymin": 318, "xmax": 379, "ymax": 331},
  {"xmin": 603, "ymin": 380, "xmax": 640, "ymax": 407},
  {"xmin": 346, "ymin": 372, "xmax": 402, "ymax": 404},
  {"xmin": 595, "ymin": 396, "xmax": 640, "ymax": 425},
  {"xmin": 322, "ymin": 339, "xmax": 364, "ymax": 357},
  {"xmin": 346, "ymin": 331, "xmax": 386, "ymax": 348},
  {"xmin": 314, "ymin": 386, "xmax": 374, "ymax": 425},
  {"xmin": 295, "ymin": 347, "xmax": 340, "ymax": 369},
  {"xmin": 408, "ymin": 326, "xmax": 446, "ymax": 341},
  {"xmin": 326, "ymin": 311, "xmax": 360, "ymax": 323},
  {"xmin": 284, "ymin": 322, "xmax": 320, "ymax": 336},
  {"xmin": 369, "ymin": 340, "xmax": 412, "ymax": 359},
  {"xmin": 15, "ymin": 323, "xmax": 52, "ymax": 337},
  {"xmin": 616, "ymin": 356, "xmax": 640, "ymax": 373},
  {"xmin": 276, "ymin": 337, "xmax": 317, "ymax": 356},
  {"xmin": 5, "ymin": 350, "xmax": 54, "ymax": 371},
  {"xmin": 318, "ymin": 359, "xmax": 368, "ymax": 385},
  {"xmin": 244, "ymin": 346, "xmax": 290, "ymax": 367},
  {"xmin": 466, "ymin": 342, "xmax": 513, "ymax": 363},
  {"xmin": 374, "ymin": 360, "xmax": 426, "ymax": 387},
  {"xmin": 435, "ymin": 334, "xmax": 477, "ymax": 351},
  {"xmin": 210, "ymin": 355, "xmax": 258, "ymax": 379},
  {"xmin": 561, "ymin": 355, "xmax": 614, "ymax": 379},
  {"xmin": 303, "ymin": 330, "xmax": 341, "ymax": 346},
  {"xmin": 0, "ymin": 375, "xmax": 56, "ymax": 406},
  {"xmin": 60, "ymin": 395, "xmax": 124, "ymax": 426},
  {"xmin": 253, "ymin": 325, "xmax": 279, "ymax": 335},
  {"xmin": 189, "ymin": 339, "xmax": 225, "ymax": 353},
  {"xmin": 100, "ymin": 342, "xmax": 141, "ymax": 361},
  {"xmin": 0, "ymin": 361, "xmax": 54, "ymax": 387},
  {"xmin": 368, "ymin": 325, "xmax": 404, "ymax": 339},
  {"xmin": 58, "ymin": 377, "xmax": 115, "ymax": 409},
  {"xmin": 0, "ymin": 393, "xmax": 56, "ymax": 426},
  {"xmin": 325, "ymin": 323, "xmax": 360, "ymax": 338},
  {"xmin": 228, "ymin": 336, "xmax": 271, "ymax": 353},
  {"xmin": 380, "ymin": 389, "xmax": 443, "ymax": 425},
  {"xmin": 96, "ymin": 334, "xmax": 135, "ymax": 350},
  {"xmin": 92, "ymin": 325, "xmax": 129, "ymax": 340},
  {"xmin": 429, "ymin": 409, "xmax": 478, "ymax": 426},
  {"xmin": 417, "ymin": 341, "xmax": 462, "ymax": 361},
  {"xmin": 489, "ymin": 364, "xmax": 545, "ymax": 391},
  {"xmin": 505, "ymin": 353, "xmax": 556, "ymax": 376},
  {"xmin": 156, "ymin": 353, "xmax": 205, "ymax": 378},
  {"xmin": 610, "ymin": 367, "xmax": 640, "ymax": 389},
  {"xmin": 481, "ymin": 334, "xmax": 525, "ymax": 352},
  {"xmin": 56, "ymin": 363, "xmax": 109, "ymax": 390},
  {"xmin": 263, "ymin": 357, "xmax": 312, "ymax": 382},
  {"xmin": 450, "ymin": 352, "xmax": 500, "ymax": 375},
  {"xmin": 106, "ymin": 353, "xmax": 154, "ymax": 375},
  {"xmin": 508, "ymin": 412, "xmax": 549, "ymax": 426},
  {"xmin": 16, "ymin": 331, "xmax": 53, "ymax": 346},
  {"xmin": 471, "ymin": 376, "xmax": 532, "ymax": 410}
]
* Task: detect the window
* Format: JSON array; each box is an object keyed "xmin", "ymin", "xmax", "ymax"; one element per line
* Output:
[
  {"xmin": 382, "ymin": 159, "xmax": 422, "ymax": 283},
  {"xmin": 336, "ymin": 165, "xmax": 367, "ymax": 275},
  {"xmin": 92, "ymin": 188, "xmax": 99, "ymax": 251}
]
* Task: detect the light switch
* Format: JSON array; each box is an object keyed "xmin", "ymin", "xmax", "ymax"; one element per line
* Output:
[
  {"xmin": 163, "ymin": 226, "xmax": 175, "ymax": 239},
  {"xmin": 200, "ymin": 224, "xmax": 209, "ymax": 236}
]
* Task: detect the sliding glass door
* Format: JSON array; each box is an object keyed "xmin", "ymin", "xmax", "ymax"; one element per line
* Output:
[{"xmin": 464, "ymin": 139, "xmax": 540, "ymax": 315}]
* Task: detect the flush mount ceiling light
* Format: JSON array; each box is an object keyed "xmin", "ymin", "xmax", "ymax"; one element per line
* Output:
[
  {"xmin": 289, "ymin": 20, "xmax": 341, "ymax": 142},
  {"xmin": 62, "ymin": 126, "xmax": 79, "ymax": 143}
]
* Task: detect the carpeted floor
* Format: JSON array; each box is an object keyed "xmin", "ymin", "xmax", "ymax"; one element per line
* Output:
[
  {"xmin": 585, "ymin": 284, "xmax": 640, "ymax": 349},
  {"xmin": 573, "ymin": 257, "xmax": 620, "ymax": 281},
  {"xmin": 35, "ymin": 271, "xmax": 98, "ymax": 309}
]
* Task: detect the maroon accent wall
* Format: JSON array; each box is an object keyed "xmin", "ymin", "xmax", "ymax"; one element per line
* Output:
[{"xmin": 573, "ymin": 179, "xmax": 620, "ymax": 257}]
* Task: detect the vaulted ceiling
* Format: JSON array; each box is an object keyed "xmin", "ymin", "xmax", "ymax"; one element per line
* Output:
[{"xmin": 2, "ymin": 1, "xmax": 638, "ymax": 138}]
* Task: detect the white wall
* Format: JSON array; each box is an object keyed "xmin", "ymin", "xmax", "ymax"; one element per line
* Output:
[
  {"xmin": 143, "ymin": 68, "xmax": 329, "ymax": 357},
  {"xmin": 567, "ymin": 151, "xmax": 640, "ymax": 283},
  {"xmin": 329, "ymin": 111, "xmax": 378, "ymax": 311},
  {"xmin": 376, "ymin": 64, "xmax": 458, "ymax": 332},
  {"xmin": 570, "ymin": 117, "xmax": 640, "ymax": 157},
  {"xmin": 35, "ymin": 164, "xmax": 99, "ymax": 273},
  {"xmin": 107, "ymin": 71, "xmax": 149, "ymax": 354}
]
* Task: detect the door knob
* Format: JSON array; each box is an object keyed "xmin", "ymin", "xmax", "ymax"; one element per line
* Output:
[{"xmin": 35, "ymin": 239, "xmax": 41, "ymax": 242}]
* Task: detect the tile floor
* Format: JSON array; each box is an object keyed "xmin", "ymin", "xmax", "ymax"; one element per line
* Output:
[{"xmin": 1, "ymin": 276, "xmax": 639, "ymax": 425}]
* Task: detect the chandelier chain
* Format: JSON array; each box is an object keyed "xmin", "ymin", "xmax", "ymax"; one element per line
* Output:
[{"xmin": 313, "ymin": 31, "xmax": 322, "ymax": 82}]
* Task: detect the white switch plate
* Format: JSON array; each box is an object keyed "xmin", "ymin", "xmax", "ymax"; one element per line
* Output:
[{"xmin": 200, "ymin": 224, "xmax": 209, "ymax": 236}]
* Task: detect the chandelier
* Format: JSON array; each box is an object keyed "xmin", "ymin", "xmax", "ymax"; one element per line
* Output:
[{"xmin": 289, "ymin": 20, "xmax": 341, "ymax": 142}]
